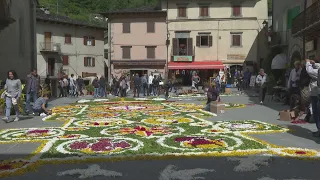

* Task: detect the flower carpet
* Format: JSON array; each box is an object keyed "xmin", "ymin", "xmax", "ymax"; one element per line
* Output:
[{"xmin": 0, "ymin": 99, "xmax": 319, "ymax": 177}]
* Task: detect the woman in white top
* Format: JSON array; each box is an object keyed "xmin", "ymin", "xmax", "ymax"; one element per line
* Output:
[{"xmin": 256, "ymin": 69, "xmax": 267, "ymax": 105}]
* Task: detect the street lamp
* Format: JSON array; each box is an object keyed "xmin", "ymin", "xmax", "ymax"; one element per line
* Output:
[{"xmin": 166, "ymin": 32, "xmax": 170, "ymax": 79}]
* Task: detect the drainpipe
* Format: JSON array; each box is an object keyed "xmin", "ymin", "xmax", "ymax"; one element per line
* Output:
[
  {"xmin": 165, "ymin": 0, "xmax": 169, "ymax": 79},
  {"xmin": 30, "ymin": 0, "xmax": 36, "ymax": 71},
  {"xmin": 108, "ymin": 18, "xmax": 111, "ymax": 83},
  {"xmin": 302, "ymin": 0, "xmax": 307, "ymax": 59}
]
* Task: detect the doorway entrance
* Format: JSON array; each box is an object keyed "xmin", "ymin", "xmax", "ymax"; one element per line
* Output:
[
  {"xmin": 44, "ymin": 32, "xmax": 52, "ymax": 50},
  {"xmin": 48, "ymin": 58, "xmax": 55, "ymax": 76},
  {"xmin": 130, "ymin": 70, "xmax": 147, "ymax": 77}
]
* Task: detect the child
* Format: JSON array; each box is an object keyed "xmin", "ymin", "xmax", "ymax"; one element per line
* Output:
[{"xmin": 33, "ymin": 94, "xmax": 52, "ymax": 116}]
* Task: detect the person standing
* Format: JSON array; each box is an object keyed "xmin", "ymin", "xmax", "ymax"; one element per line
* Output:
[
  {"xmin": 243, "ymin": 68, "xmax": 252, "ymax": 89},
  {"xmin": 133, "ymin": 74, "xmax": 141, "ymax": 97},
  {"xmin": 1, "ymin": 70, "xmax": 22, "ymax": 122},
  {"xmin": 286, "ymin": 61, "xmax": 302, "ymax": 107},
  {"xmin": 119, "ymin": 77, "xmax": 127, "ymax": 97},
  {"xmin": 69, "ymin": 74, "xmax": 76, "ymax": 97},
  {"xmin": 205, "ymin": 83, "xmax": 220, "ymax": 111},
  {"xmin": 256, "ymin": 69, "xmax": 267, "ymax": 105},
  {"xmin": 141, "ymin": 74, "xmax": 148, "ymax": 96},
  {"xmin": 153, "ymin": 76, "xmax": 160, "ymax": 96},
  {"xmin": 148, "ymin": 73, "xmax": 154, "ymax": 96},
  {"xmin": 25, "ymin": 69, "xmax": 40, "ymax": 115},
  {"xmin": 92, "ymin": 77, "xmax": 99, "ymax": 98},
  {"xmin": 62, "ymin": 76, "xmax": 69, "ymax": 97},
  {"xmin": 192, "ymin": 73, "xmax": 200, "ymax": 90},
  {"xmin": 305, "ymin": 59, "xmax": 320, "ymax": 137},
  {"xmin": 58, "ymin": 78, "xmax": 64, "ymax": 97},
  {"xmin": 99, "ymin": 76, "xmax": 106, "ymax": 97},
  {"xmin": 76, "ymin": 76, "xmax": 84, "ymax": 96}
]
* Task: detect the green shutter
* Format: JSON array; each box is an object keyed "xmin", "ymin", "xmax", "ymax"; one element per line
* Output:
[{"xmin": 287, "ymin": 6, "xmax": 300, "ymax": 29}]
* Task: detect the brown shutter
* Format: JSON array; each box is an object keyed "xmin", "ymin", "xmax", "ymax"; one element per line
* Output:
[
  {"xmin": 147, "ymin": 22, "xmax": 155, "ymax": 33},
  {"xmin": 172, "ymin": 38, "xmax": 179, "ymax": 55},
  {"xmin": 123, "ymin": 23, "xmax": 130, "ymax": 33},
  {"xmin": 83, "ymin": 36, "xmax": 88, "ymax": 45},
  {"xmin": 187, "ymin": 38, "xmax": 193, "ymax": 56},
  {"xmin": 209, "ymin": 36, "xmax": 213, "ymax": 47},
  {"xmin": 92, "ymin": 37, "xmax": 95, "ymax": 46},
  {"xmin": 196, "ymin": 36, "xmax": 200, "ymax": 46},
  {"xmin": 147, "ymin": 47, "xmax": 156, "ymax": 59},
  {"xmin": 62, "ymin": 55, "xmax": 69, "ymax": 65},
  {"xmin": 92, "ymin": 58, "xmax": 95, "ymax": 67},
  {"xmin": 84, "ymin": 57, "xmax": 88, "ymax": 66},
  {"xmin": 232, "ymin": 6, "xmax": 241, "ymax": 16},
  {"xmin": 122, "ymin": 47, "xmax": 131, "ymax": 59}
]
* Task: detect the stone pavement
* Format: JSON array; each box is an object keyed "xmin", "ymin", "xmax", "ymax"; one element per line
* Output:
[{"xmin": 1, "ymin": 89, "xmax": 320, "ymax": 180}]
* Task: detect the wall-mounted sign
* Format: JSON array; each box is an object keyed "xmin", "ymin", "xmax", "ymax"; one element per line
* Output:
[
  {"xmin": 305, "ymin": 40, "xmax": 314, "ymax": 52},
  {"xmin": 173, "ymin": 56, "xmax": 193, "ymax": 62},
  {"xmin": 227, "ymin": 54, "xmax": 246, "ymax": 60},
  {"xmin": 82, "ymin": 72, "xmax": 97, "ymax": 78}
]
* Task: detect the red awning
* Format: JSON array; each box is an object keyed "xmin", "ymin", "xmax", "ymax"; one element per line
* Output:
[{"xmin": 168, "ymin": 61, "xmax": 224, "ymax": 70}]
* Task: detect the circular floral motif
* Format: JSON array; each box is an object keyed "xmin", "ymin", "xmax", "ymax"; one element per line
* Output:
[
  {"xmin": 62, "ymin": 127, "xmax": 89, "ymax": 131},
  {"xmin": 212, "ymin": 121, "xmax": 284, "ymax": 132},
  {"xmin": 145, "ymin": 111, "xmax": 180, "ymax": 117},
  {"xmin": 167, "ymin": 103, "xmax": 203, "ymax": 112},
  {"xmin": 56, "ymin": 137, "xmax": 143, "ymax": 155},
  {"xmin": 87, "ymin": 112, "xmax": 120, "ymax": 118},
  {"xmin": 158, "ymin": 134, "xmax": 243, "ymax": 151},
  {"xmin": 1, "ymin": 128, "xmax": 64, "ymax": 140},
  {"xmin": 101, "ymin": 125, "xmax": 183, "ymax": 138},
  {"xmin": 0, "ymin": 159, "xmax": 30, "ymax": 172},
  {"xmin": 73, "ymin": 118, "xmax": 133, "ymax": 127},
  {"xmin": 271, "ymin": 148, "xmax": 318, "ymax": 157},
  {"xmin": 142, "ymin": 117, "xmax": 194, "ymax": 125}
]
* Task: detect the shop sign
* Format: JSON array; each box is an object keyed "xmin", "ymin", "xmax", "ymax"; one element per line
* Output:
[
  {"xmin": 305, "ymin": 40, "xmax": 314, "ymax": 52},
  {"xmin": 173, "ymin": 56, "xmax": 193, "ymax": 62},
  {"xmin": 227, "ymin": 54, "xmax": 246, "ymax": 60}
]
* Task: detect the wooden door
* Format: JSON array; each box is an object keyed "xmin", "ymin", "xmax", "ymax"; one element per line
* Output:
[
  {"xmin": 48, "ymin": 58, "xmax": 55, "ymax": 76},
  {"xmin": 44, "ymin": 32, "xmax": 52, "ymax": 50}
]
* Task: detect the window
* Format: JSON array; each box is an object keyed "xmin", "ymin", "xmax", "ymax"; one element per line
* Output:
[
  {"xmin": 232, "ymin": 5, "xmax": 241, "ymax": 17},
  {"xmin": 121, "ymin": 46, "xmax": 131, "ymax": 59},
  {"xmin": 196, "ymin": 33, "xmax": 212, "ymax": 47},
  {"xmin": 146, "ymin": 46, "xmax": 156, "ymax": 59},
  {"xmin": 65, "ymin": 34, "xmax": 72, "ymax": 44},
  {"xmin": 84, "ymin": 57, "xmax": 95, "ymax": 67},
  {"xmin": 104, "ymin": 49, "xmax": 108, "ymax": 59},
  {"xmin": 147, "ymin": 22, "xmax": 155, "ymax": 33},
  {"xmin": 287, "ymin": 6, "xmax": 300, "ymax": 29},
  {"xmin": 178, "ymin": 7, "xmax": 187, "ymax": 18},
  {"xmin": 62, "ymin": 55, "xmax": 69, "ymax": 65},
  {"xmin": 231, "ymin": 32, "xmax": 242, "ymax": 47},
  {"xmin": 83, "ymin": 36, "xmax": 95, "ymax": 46},
  {"xmin": 123, "ymin": 23, "xmax": 131, "ymax": 33},
  {"xmin": 172, "ymin": 38, "xmax": 193, "ymax": 56},
  {"xmin": 199, "ymin": 6, "xmax": 209, "ymax": 17}
]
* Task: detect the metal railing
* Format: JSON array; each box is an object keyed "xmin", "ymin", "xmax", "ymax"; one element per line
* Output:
[
  {"xmin": 39, "ymin": 42, "xmax": 61, "ymax": 52},
  {"xmin": 171, "ymin": 46, "xmax": 195, "ymax": 56},
  {"xmin": 292, "ymin": 1, "xmax": 320, "ymax": 35}
]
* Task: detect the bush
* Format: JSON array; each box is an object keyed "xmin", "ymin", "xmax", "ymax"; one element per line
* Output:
[{"xmin": 86, "ymin": 84, "xmax": 94, "ymax": 92}]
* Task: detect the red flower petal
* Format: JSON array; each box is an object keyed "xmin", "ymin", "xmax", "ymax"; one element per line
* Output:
[{"xmin": 295, "ymin": 151, "xmax": 307, "ymax": 155}]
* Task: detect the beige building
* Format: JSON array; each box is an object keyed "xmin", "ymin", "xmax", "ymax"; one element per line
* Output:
[
  {"xmin": 161, "ymin": 0, "xmax": 268, "ymax": 80},
  {"xmin": 0, "ymin": 0, "xmax": 38, "ymax": 80},
  {"xmin": 101, "ymin": 7, "xmax": 167, "ymax": 79},
  {"xmin": 36, "ymin": 9, "xmax": 106, "ymax": 81}
]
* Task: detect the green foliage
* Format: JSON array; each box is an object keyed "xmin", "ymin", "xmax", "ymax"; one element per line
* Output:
[
  {"xmin": 40, "ymin": 0, "xmax": 159, "ymax": 22},
  {"xmin": 86, "ymin": 84, "xmax": 94, "ymax": 92}
]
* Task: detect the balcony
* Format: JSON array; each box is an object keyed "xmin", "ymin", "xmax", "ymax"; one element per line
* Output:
[
  {"xmin": 292, "ymin": 1, "xmax": 320, "ymax": 39},
  {"xmin": 270, "ymin": 31, "xmax": 289, "ymax": 47},
  {"xmin": 171, "ymin": 46, "xmax": 195, "ymax": 62},
  {"xmin": 40, "ymin": 42, "xmax": 61, "ymax": 53}
]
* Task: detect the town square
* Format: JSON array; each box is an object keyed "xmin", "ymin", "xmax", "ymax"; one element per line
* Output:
[{"xmin": 1, "ymin": 0, "xmax": 320, "ymax": 179}]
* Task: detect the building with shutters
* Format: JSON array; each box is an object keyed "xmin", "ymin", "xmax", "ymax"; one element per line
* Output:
[
  {"xmin": 101, "ymin": 7, "xmax": 167, "ymax": 79},
  {"xmin": 160, "ymin": 0, "xmax": 269, "ymax": 84},
  {"xmin": 36, "ymin": 8, "xmax": 106, "ymax": 83},
  {"xmin": 0, "ymin": 0, "xmax": 38, "ymax": 81}
]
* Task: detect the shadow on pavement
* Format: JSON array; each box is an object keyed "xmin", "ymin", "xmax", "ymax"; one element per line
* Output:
[{"xmin": 287, "ymin": 125, "xmax": 320, "ymax": 144}]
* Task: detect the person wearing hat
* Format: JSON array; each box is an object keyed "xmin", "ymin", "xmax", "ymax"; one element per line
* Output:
[{"xmin": 286, "ymin": 61, "xmax": 301, "ymax": 107}]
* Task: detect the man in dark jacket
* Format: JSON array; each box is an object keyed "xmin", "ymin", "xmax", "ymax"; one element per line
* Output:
[
  {"xmin": 133, "ymin": 74, "xmax": 141, "ymax": 97},
  {"xmin": 99, "ymin": 76, "xmax": 106, "ymax": 97},
  {"xmin": 25, "ymin": 69, "xmax": 41, "ymax": 115},
  {"xmin": 92, "ymin": 77, "xmax": 99, "ymax": 98},
  {"xmin": 205, "ymin": 83, "xmax": 220, "ymax": 111}
]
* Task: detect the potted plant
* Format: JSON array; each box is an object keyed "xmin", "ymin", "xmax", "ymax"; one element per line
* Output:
[
  {"xmin": 0, "ymin": 89, "xmax": 5, "ymax": 115},
  {"xmin": 86, "ymin": 85, "xmax": 94, "ymax": 95}
]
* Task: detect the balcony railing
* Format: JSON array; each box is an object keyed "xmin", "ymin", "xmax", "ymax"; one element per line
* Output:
[
  {"xmin": 171, "ymin": 46, "xmax": 195, "ymax": 56},
  {"xmin": 40, "ymin": 42, "xmax": 61, "ymax": 53},
  {"xmin": 270, "ymin": 31, "xmax": 289, "ymax": 47},
  {"xmin": 292, "ymin": 1, "xmax": 320, "ymax": 36}
]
